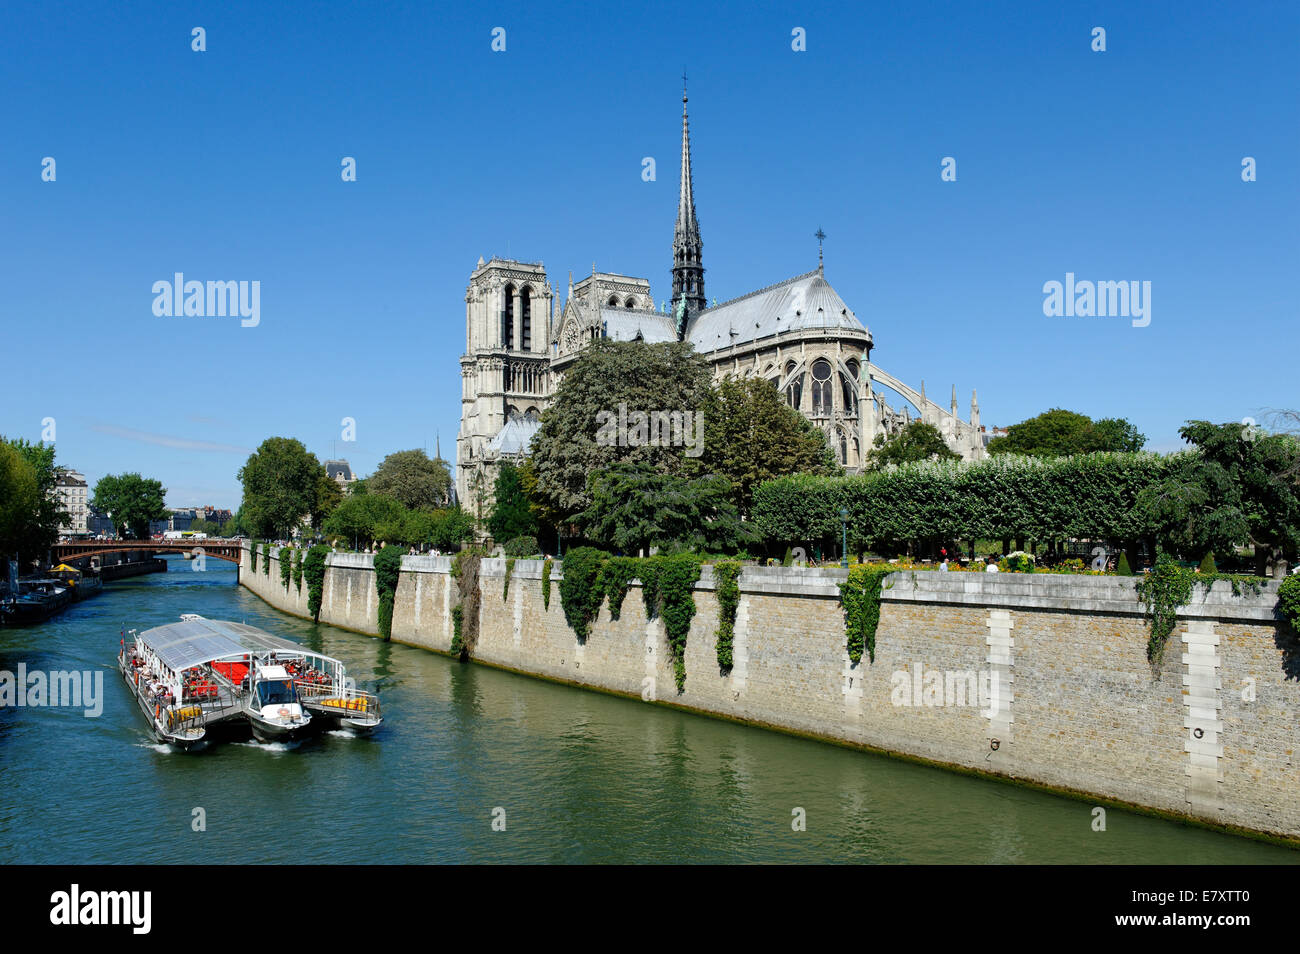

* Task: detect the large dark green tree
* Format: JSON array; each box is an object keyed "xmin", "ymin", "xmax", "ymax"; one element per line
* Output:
[
  {"xmin": 487, "ymin": 462, "xmax": 538, "ymax": 542},
  {"xmin": 580, "ymin": 461, "xmax": 757, "ymax": 555},
  {"xmin": 688, "ymin": 375, "xmax": 837, "ymax": 515},
  {"xmin": 90, "ymin": 473, "xmax": 168, "ymax": 539},
  {"xmin": 528, "ymin": 340, "xmax": 713, "ymax": 520},
  {"xmin": 1140, "ymin": 420, "xmax": 1300, "ymax": 574},
  {"xmin": 988, "ymin": 408, "xmax": 1145, "ymax": 456},
  {"xmin": 237, "ymin": 437, "xmax": 322, "ymax": 539},
  {"xmin": 368, "ymin": 449, "xmax": 452, "ymax": 510},
  {"xmin": 865, "ymin": 421, "xmax": 961, "ymax": 470}
]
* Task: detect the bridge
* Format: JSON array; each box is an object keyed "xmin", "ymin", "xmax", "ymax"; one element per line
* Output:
[{"xmin": 51, "ymin": 539, "xmax": 245, "ymax": 565}]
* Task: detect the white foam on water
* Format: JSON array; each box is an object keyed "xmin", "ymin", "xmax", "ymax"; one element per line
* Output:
[
  {"xmin": 138, "ymin": 742, "xmax": 174, "ymax": 755},
  {"xmin": 327, "ymin": 728, "xmax": 358, "ymax": 739},
  {"xmin": 234, "ymin": 739, "xmax": 299, "ymax": 753}
]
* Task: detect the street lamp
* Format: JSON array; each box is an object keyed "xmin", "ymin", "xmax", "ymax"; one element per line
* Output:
[{"xmin": 839, "ymin": 507, "xmax": 849, "ymax": 569}]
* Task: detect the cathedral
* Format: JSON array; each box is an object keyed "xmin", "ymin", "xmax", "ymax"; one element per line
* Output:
[{"xmin": 456, "ymin": 89, "xmax": 986, "ymax": 518}]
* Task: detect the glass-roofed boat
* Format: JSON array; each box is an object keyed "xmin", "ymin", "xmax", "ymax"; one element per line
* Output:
[{"xmin": 118, "ymin": 614, "xmax": 382, "ymax": 747}]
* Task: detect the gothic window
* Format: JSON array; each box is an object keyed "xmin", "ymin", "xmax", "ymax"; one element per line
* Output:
[
  {"xmin": 840, "ymin": 372, "xmax": 855, "ymax": 415},
  {"xmin": 840, "ymin": 432, "xmax": 848, "ymax": 465},
  {"xmin": 521, "ymin": 286, "xmax": 532, "ymax": 351},
  {"xmin": 608, "ymin": 295, "xmax": 618, "ymax": 307},
  {"xmin": 811, "ymin": 359, "xmax": 832, "ymax": 416},
  {"xmin": 503, "ymin": 284, "xmax": 515, "ymax": 350},
  {"xmin": 525, "ymin": 407, "xmax": 539, "ymax": 422},
  {"xmin": 506, "ymin": 404, "xmax": 520, "ymax": 422},
  {"xmin": 625, "ymin": 297, "xmax": 635, "ymax": 308}
]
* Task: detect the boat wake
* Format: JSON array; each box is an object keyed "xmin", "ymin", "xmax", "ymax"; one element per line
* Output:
[
  {"xmin": 234, "ymin": 739, "xmax": 301, "ymax": 754},
  {"xmin": 327, "ymin": 728, "xmax": 358, "ymax": 739}
]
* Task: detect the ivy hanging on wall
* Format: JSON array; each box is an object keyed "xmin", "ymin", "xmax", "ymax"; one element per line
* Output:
[
  {"xmin": 503, "ymin": 557, "xmax": 516, "ymax": 601},
  {"xmin": 598, "ymin": 557, "xmax": 640, "ymax": 621},
  {"xmin": 542, "ymin": 558, "xmax": 553, "ymax": 611},
  {"xmin": 373, "ymin": 545, "xmax": 404, "ymax": 641},
  {"xmin": 558, "ymin": 547, "xmax": 609, "ymax": 641},
  {"xmin": 450, "ymin": 604, "xmax": 464, "ymax": 656},
  {"xmin": 292, "ymin": 549, "xmax": 303, "ymax": 592},
  {"xmin": 262, "ymin": 543, "xmax": 271, "ymax": 575},
  {"xmin": 838, "ymin": 565, "xmax": 893, "ymax": 665},
  {"xmin": 654, "ymin": 554, "xmax": 702, "ymax": 693},
  {"xmin": 303, "ymin": 544, "xmax": 329, "ymax": 623},
  {"xmin": 450, "ymin": 547, "xmax": 483, "ymax": 660},
  {"xmin": 250, "ymin": 542, "xmax": 258, "ymax": 573},
  {"xmin": 279, "ymin": 547, "xmax": 292, "ymax": 590},
  {"xmin": 1279, "ymin": 575, "xmax": 1300, "ymax": 632},
  {"xmin": 712, "ymin": 561, "xmax": 742, "ymax": 671},
  {"xmin": 1135, "ymin": 553, "xmax": 1195, "ymax": 665}
]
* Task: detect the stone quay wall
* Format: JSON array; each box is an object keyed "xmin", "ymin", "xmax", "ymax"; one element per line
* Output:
[{"xmin": 240, "ymin": 544, "xmax": 1299, "ymax": 841}]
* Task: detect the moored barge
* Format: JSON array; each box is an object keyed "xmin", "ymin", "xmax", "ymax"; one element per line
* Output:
[{"xmin": 119, "ymin": 614, "xmax": 382, "ymax": 747}]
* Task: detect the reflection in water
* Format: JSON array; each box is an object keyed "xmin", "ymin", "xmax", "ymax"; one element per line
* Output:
[{"xmin": 0, "ymin": 554, "xmax": 1293, "ymax": 864}]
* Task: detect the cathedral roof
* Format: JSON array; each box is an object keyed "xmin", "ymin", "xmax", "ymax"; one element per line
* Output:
[
  {"xmin": 487, "ymin": 417, "xmax": 541, "ymax": 456},
  {"xmin": 685, "ymin": 270, "xmax": 868, "ymax": 353},
  {"xmin": 600, "ymin": 308, "xmax": 677, "ymax": 344}
]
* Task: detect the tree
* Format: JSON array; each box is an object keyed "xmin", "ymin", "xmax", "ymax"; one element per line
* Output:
[
  {"xmin": 1174, "ymin": 420, "xmax": 1300, "ymax": 574},
  {"xmin": 368, "ymin": 449, "xmax": 452, "ymax": 510},
  {"xmin": 0, "ymin": 443, "xmax": 40, "ymax": 562},
  {"xmin": 688, "ymin": 375, "xmax": 837, "ymax": 514},
  {"xmin": 1, "ymin": 437, "xmax": 64, "ymax": 552},
  {"xmin": 580, "ymin": 462, "xmax": 758, "ymax": 555},
  {"xmin": 865, "ymin": 421, "xmax": 961, "ymax": 470},
  {"xmin": 322, "ymin": 494, "xmax": 406, "ymax": 550},
  {"xmin": 487, "ymin": 462, "xmax": 538, "ymax": 542},
  {"xmin": 237, "ymin": 437, "xmax": 321, "ymax": 539},
  {"xmin": 90, "ymin": 473, "xmax": 168, "ymax": 539},
  {"xmin": 988, "ymin": 409, "xmax": 1145, "ymax": 456},
  {"xmin": 312, "ymin": 468, "xmax": 343, "ymax": 529},
  {"xmin": 528, "ymin": 340, "xmax": 713, "ymax": 520}
]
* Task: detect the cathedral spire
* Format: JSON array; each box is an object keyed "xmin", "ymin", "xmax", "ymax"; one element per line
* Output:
[{"xmin": 671, "ymin": 77, "xmax": 706, "ymax": 329}]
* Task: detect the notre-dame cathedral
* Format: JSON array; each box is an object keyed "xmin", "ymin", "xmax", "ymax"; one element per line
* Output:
[{"xmin": 456, "ymin": 89, "xmax": 986, "ymax": 518}]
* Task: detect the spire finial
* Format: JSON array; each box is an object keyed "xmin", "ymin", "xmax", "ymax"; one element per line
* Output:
[
  {"xmin": 815, "ymin": 227, "xmax": 826, "ymax": 273},
  {"xmin": 683, "ymin": 68, "xmax": 688, "ymax": 103}
]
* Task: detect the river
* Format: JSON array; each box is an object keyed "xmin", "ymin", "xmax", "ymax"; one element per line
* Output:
[{"xmin": 0, "ymin": 555, "xmax": 1293, "ymax": 864}]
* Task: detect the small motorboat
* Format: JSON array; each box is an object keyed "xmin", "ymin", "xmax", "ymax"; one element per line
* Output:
[{"xmin": 244, "ymin": 663, "xmax": 312, "ymax": 742}]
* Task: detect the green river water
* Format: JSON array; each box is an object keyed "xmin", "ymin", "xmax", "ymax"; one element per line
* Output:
[{"xmin": 0, "ymin": 555, "xmax": 1293, "ymax": 864}]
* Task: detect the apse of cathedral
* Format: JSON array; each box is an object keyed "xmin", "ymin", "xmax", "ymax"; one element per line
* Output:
[{"xmin": 456, "ymin": 89, "xmax": 986, "ymax": 516}]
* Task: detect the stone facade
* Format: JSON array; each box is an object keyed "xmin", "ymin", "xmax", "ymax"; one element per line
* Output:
[{"xmin": 240, "ymin": 545, "xmax": 1299, "ymax": 841}]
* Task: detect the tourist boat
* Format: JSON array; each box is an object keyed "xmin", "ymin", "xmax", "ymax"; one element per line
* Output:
[
  {"xmin": 118, "ymin": 614, "xmax": 382, "ymax": 747},
  {"xmin": 0, "ymin": 578, "xmax": 76, "ymax": 627}
]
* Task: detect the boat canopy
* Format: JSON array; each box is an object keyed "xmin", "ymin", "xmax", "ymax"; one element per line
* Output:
[{"xmin": 137, "ymin": 617, "xmax": 326, "ymax": 672}]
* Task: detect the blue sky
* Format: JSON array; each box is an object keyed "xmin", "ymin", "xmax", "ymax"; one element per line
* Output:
[{"xmin": 2, "ymin": 0, "xmax": 1296, "ymax": 509}]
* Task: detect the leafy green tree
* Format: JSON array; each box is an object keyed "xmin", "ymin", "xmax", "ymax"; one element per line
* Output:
[
  {"xmin": 1, "ymin": 437, "xmax": 64, "ymax": 552},
  {"xmin": 91, "ymin": 473, "xmax": 168, "ymax": 539},
  {"xmin": 322, "ymin": 494, "xmax": 406, "ymax": 549},
  {"xmin": 528, "ymin": 340, "xmax": 713, "ymax": 520},
  {"xmin": 1175, "ymin": 420, "xmax": 1300, "ymax": 574},
  {"xmin": 988, "ymin": 409, "xmax": 1145, "ymax": 456},
  {"xmin": 580, "ymin": 461, "xmax": 757, "ymax": 555},
  {"xmin": 312, "ymin": 468, "xmax": 344, "ymax": 529},
  {"xmin": 865, "ymin": 421, "xmax": 961, "ymax": 470},
  {"xmin": 368, "ymin": 449, "xmax": 451, "ymax": 510},
  {"xmin": 237, "ymin": 437, "xmax": 321, "ymax": 539},
  {"xmin": 487, "ymin": 462, "xmax": 538, "ymax": 542},
  {"xmin": 689, "ymin": 375, "xmax": 836, "ymax": 515},
  {"xmin": 0, "ymin": 443, "xmax": 41, "ymax": 562}
]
